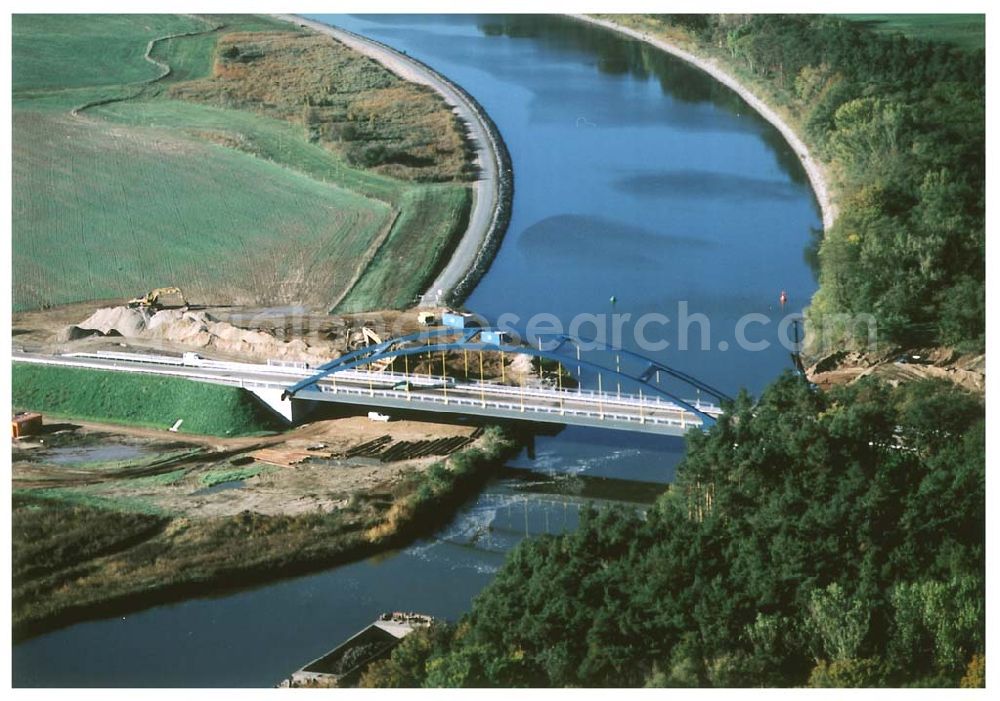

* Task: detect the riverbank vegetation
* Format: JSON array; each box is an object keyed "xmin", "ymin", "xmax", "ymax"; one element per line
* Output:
[
  {"xmin": 12, "ymin": 14, "xmax": 472, "ymax": 312},
  {"xmin": 12, "ymin": 427, "xmax": 517, "ymax": 640},
  {"xmin": 357, "ymin": 16, "xmax": 985, "ymax": 687},
  {"xmin": 837, "ymin": 15, "xmax": 984, "ymax": 51},
  {"xmin": 169, "ymin": 31, "xmax": 474, "ymax": 182},
  {"xmin": 12, "ymin": 364, "xmax": 283, "ymax": 436},
  {"xmin": 602, "ymin": 14, "xmax": 984, "ymax": 353},
  {"xmin": 363, "ymin": 375, "xmax": 985, "ymax": 687}
]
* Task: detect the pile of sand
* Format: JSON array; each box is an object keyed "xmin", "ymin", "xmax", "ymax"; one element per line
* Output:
[
  {"xmin": 77, "ymin": 306, "xmax": 151, "ymax": 337},
  {"xmin": 68, "ymin": 306, "xmax": 340, "ymax": 365},
  {"xmin": 54, "ymin": 325, "xmax": 114, "ymax": 343},
  {"xmin": 508, "ymin": 353, "xmax": 534, "ymax": 377},
  {"xmin": 507, "ymin": 352, "xmax": 557, "ymax": 387}
]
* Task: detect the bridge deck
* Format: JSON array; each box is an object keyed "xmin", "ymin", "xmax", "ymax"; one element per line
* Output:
[
  {"xmin": 13, "ymin": 351, "xmax": 721, "ymax": 436},
  {"xmin": 294, "ymin": 380, "xmax": 717, "ymax": 436}
]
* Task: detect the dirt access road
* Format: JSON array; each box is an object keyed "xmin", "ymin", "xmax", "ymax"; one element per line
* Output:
[{"xmin": 275, "ymin": 14, "xmax": 502, "ymax": 306}]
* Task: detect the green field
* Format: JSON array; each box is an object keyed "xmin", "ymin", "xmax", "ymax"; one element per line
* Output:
[
  {"xmin": 12, "ymin": 14, "xmax": 471, "ymax": 312},
  {"xmin": 86, "ymin": 97, "xmax": 471, "ymax": 311},
  {"xmin": 12, "ymin": 111, "xmax": 391, "ymax": 309},
  {"xmin": 838, "ymin": 14, "xmax": 985, "ymax": 51},
  {"xmin": 12, "ymin": 14, "xmax": 210, "ymax": 91},
  {"xmin": 12, "ymin": 364, "xmax": 283, "ymax": 436}
]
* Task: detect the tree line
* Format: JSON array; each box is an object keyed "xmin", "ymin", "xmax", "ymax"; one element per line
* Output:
[
  {"xmin": 361, "ymin": 374, "xmax": 984, "ymax": 687},
  {"xmin": 679, "ymin": 14, "xmax": 985, "ymax": 350}
]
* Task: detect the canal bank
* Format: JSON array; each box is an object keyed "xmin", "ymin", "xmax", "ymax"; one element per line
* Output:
[{"xmin": 275, "ymin": 14, "xmax": 513, "ymax": 308}]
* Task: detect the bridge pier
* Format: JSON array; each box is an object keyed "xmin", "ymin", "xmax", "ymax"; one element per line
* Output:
[
  {"xmin": 247, "ymin": 387, "xmax": 318, "ymax": 425},
  {"xmin": 247, "ymin": 386, "xmax": 294, "ymax": 423}
]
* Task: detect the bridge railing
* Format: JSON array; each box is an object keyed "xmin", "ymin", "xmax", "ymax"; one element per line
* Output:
[
  {"xmin": 303, "ymin": 382, "xmax": 699, "ymax": 429},
  {"xmin": 310, "ymin": 373, "xmax": 719, "ymax": 416},
  {"xmin": 437, "ymin": 378, "xmax": 721, "ymax": 415}
]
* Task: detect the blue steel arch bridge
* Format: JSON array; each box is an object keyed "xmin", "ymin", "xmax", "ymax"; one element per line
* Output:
[{"xmin": 283, "ymin": 326, "xmax": 730, "ymax": 436}]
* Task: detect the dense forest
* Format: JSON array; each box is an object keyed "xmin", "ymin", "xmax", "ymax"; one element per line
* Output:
[
  {"xmin": 363, "ymin": 374, "xmax": 984, "ymax": 687},
  {"xmin": 360, "ymin": 15, "xmax": 986, "ymax": 688},
  {"xmin": 660, "ymin": 14, "xmax": 985, "ymax": 351}
]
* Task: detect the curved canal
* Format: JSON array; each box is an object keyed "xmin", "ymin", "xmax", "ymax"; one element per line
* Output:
[{"xmin": 13, "ymin": 14, "xmax": 820, "ymax": 687}]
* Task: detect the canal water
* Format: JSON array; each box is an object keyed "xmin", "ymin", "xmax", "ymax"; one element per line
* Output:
[{"xmin": 13, "ymin": 15, "xmax": 820, "ymax": 687}]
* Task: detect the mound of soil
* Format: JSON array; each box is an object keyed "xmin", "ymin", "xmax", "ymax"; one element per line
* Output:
[
  {"xmin": 78, "ymin": 306, "xmax": 150, "ymax": 337},
  {"xmin": 75, "ymin": 306, "xmax": 341, "ymax": 365},
  {"xmin": 56, "ymin": 325, "xmax": 106, "ymax": 342}
]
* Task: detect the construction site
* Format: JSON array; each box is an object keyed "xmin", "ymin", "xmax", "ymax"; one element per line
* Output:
[
  {"xmin": 11, "ymin": 287, "xmax": 527, "ymax": 641},
  {"xmin": 12, "ymin": 291, "xmax": 544, "ymax": 386},
  {"xmin": 11, "ymin": 288, "xmax": 539, "ymax": 509},
  {"xmin": 11, "ymin": 412, "xmax": 487, "ymax": 519}
]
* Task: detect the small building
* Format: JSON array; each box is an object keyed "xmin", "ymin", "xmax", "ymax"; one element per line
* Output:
[
  {"xmin": 12, "ymin": 412, "xmax": 43, "ymax": 438},
  {"xmin": 479, "ymin": 330, "xmax": 510, "ymax": 346},
  {"xmin": 417, "ymin": 311, "xmax": 436, "ymax": 326},
  {"xmin": 442, "ymin": 311, "xmax": 476, "ymax": 329}
]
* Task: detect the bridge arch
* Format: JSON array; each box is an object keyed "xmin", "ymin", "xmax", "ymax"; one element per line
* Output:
[{"xmin": 284, "ymin": 327, "xmax": 729, "ymax": 427}]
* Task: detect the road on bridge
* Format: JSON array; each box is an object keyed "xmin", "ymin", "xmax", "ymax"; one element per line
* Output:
[{"xmin": 13, "ymin": 350, "xmax": 721, "ymax": 436}]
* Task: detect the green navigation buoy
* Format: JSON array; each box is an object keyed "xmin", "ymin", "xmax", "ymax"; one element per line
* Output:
[{"xmin": 609, "ymin": 295, "xmax": 617, "ymax": 304}]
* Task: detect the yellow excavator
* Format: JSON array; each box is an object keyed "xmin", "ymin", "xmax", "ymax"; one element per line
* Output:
[
  {"xmin": 347, "ymin": 324, "xmax": 393, "ymax": 372},
  {"xmin": 127, "ymin": 287, "xmax": 188, "ymax": 310}
]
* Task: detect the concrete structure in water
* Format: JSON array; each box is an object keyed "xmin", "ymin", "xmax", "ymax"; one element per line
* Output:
[{"xmin": 283, "ymin": 613, "xmax": 433, "ymax": 687}]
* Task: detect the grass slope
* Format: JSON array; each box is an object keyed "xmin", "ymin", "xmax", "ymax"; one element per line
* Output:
[
  {"xmin": 149, "ymin": 14, "xmax": 298, "ymax": 84},
  {"xmin": 12, "ymin": 14, "xmax": 211, "ymax": 90},
  {"xmin": 13, "ymin": 14, "xmax": 472, "ymax": 312},
  {"xmin": 12, "ymin": 111, "xmax": 391, "ymax": 309},
  {"xmin": 12, "ymin": 364, "xmax": 283, "ymax": 436},
  {"xmin": 337, "ymin": 185, "xmax": 471, "ymax": 311}
]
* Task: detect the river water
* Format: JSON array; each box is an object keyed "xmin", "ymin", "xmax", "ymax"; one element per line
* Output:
[{"xmin": 13, "ymin": 15, "xmax": 820, "ymax": 687}]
